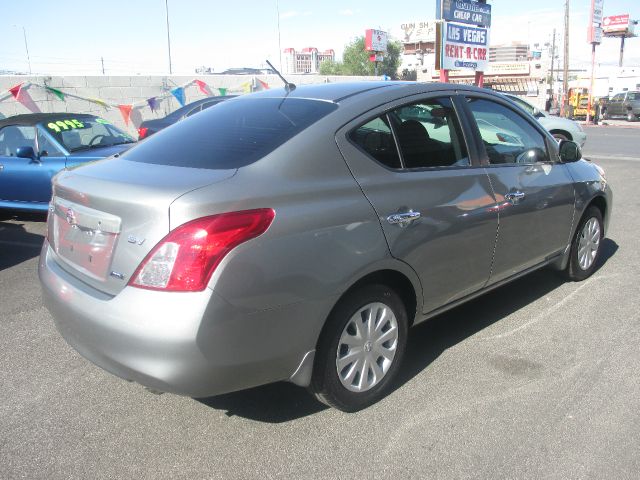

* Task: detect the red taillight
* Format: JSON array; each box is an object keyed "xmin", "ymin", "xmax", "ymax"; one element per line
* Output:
[
  {"xmin": 138, "ymin": 127, "xmax": 149, "ymax": 139},
  {"xmin": 129, "ymin": 209, "xmax": 275, "ymax": 292}
]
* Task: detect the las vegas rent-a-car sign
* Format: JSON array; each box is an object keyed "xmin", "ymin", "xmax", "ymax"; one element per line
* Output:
[{"xmin": 441, "ymin": 22, "xmax": 490, "ymax": 71}]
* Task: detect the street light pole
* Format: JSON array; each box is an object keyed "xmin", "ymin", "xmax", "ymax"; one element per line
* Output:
[
  {"xmin": 276, "ymin": 0, "xmax": 282, "ymax": 71},
  {"xmin": 562, "ymin": 0, "xmax": 570, "ymax": 118},
  {"xmin": 12, "ymin": 25, "xmax": 31, "ymax": 74},
  {"xmin": 21, "ymin": 26, "xmax": 32, "ymax": 75},
  {"xmin": 165, "ymin": 0, "xmax": 173, "ymax": 75}
]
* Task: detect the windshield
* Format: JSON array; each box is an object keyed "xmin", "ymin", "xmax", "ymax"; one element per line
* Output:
[
  {"xmin": 43, "ymin": 117, "xmax": 135, "ymax": 152},
  {"xmin": 123, "ymin": 97, "xmax": 338, "ymax": 169}
]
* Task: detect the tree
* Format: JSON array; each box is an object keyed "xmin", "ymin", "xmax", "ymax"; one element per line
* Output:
[{"xmin": 319, "ymin": 36, "xmax": 402, "ymax": 79}]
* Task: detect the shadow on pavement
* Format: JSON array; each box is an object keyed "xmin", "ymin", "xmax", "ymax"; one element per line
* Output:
[
  {"xmin": 195, "ymin": 240, "xmax": 618, "ymax": 423},
  {"xmin": 0, "ymin": 212, "xmax": 47, "ymax": 271}
]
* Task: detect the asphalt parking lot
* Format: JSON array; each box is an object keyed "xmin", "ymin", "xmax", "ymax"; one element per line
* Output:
[{"xmin": 1, "ymin": 125, "xmax": 638, "ymax": 479}]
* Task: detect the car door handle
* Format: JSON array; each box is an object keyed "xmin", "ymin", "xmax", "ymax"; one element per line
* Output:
[
  {"xmin": 387, "ymin": 211, "xmax": 421, "ymax": 227},
  {"xmin": 0, "ymin": 164, "xmax": 3, "ymax": 172},
  {"xmin": 505, "ymin": 191, "xmax": 526, "ymax": 203}
]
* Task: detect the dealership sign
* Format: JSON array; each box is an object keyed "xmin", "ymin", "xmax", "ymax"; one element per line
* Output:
[
  {"xmin": 603, "ymin": 14, "xmax": 630, "ymax": 33},
  {"xmin": 441, "ymin": 22, "xmax": 490, "ymax": 71},
  {"xmin": 591, "ymin": 0, "xmax": 604, "ymax": 24},
  {"xmin": 441, "ymin": 0, "xmax": 491, "ymax": 27},
  {"xmin": 365, "ymin": 29, "xmax": 388, "ymax": 53}
]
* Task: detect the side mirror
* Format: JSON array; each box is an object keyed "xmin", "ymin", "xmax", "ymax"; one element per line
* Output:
[
  {"xmin": 16, "ymin": 146, "xmax": 38, "ymax": 161},
  {"xmin": 558, "ymin": 140, "xmax": 582, "ymax": 162}
]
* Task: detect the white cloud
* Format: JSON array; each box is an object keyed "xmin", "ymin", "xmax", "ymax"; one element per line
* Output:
[
  {"xmin": 280, "ymin": 10, "xmax": 312, "ymax": 20},
  {"xmin": 339, "ymin": 9, "xmax": 359, "ymax": 16}
]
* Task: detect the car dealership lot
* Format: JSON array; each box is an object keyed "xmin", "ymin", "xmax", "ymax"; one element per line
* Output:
[{"xmin": 1, "ymin": 126, "xmax": 639, "ymax": 479}]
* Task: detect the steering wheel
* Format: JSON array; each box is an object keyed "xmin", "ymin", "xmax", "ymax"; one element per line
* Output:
[{"xmin": 88, "ymin": 134, "xmax": 107, "ymax": 146}]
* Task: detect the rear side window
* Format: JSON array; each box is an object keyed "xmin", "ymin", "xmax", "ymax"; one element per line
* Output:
[
  {"xmin": 124, "ymin": 98, "xmax": 338, "ymax": 169},
  {"xmin": 349, "ymin": 116, "xmax": 401, "ymax": 168}
]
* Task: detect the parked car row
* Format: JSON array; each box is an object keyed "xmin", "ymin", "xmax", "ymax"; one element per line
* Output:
[
  {"xmin": 0, "ymin": 97, "xmax": 235, "ymax": 212},
  {"xmin": 35, "ymin": 81, "xmax": 611, "ymax": 412},
  {"xmin": 602, "ymin": 90, "xmax": 640, "ymax": 122}
]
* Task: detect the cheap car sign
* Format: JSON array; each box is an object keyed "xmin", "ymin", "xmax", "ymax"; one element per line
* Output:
[{"xmin": 441, "ymin": 22, "xmax": 490, "ymax": 71}]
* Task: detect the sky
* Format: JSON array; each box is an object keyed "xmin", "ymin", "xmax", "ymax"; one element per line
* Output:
[{"xmin": 0, "ymin": 0, "xmax": 638, "ymax": 75}]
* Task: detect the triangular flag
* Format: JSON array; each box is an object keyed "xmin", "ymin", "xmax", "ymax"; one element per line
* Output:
[
  {"xmin": 170, "ymin": 87, "xmax": 186, "ymax": 106},
  {"xmin": 241, "ymin": 82, "xmax": 251, "ymax": 93},
  {"xmin": 218, "ymin": 87, "xmax": 227, "ymax": 96},
  {"xmin": 147, "ymin": 97, "xmax": 159, "ymax": 112},
  {"xmin": 257, "ymin": 79, "xmax": 270, "ymax": 90},
  {"xmin": 46, "ymin": 86, "xmax": 65, "ymax": 101},
  {"xmin": 194, "ymin": 79, "xmax": 210, "ymax": 95},
  {"xmin": 9, "ymin": 83, "xmax": 23, "ymax": 99},
  {"xmin": 10, "ymin": 85, "xmax": 40, "ymax": 113},
  {"xmin": 118, "ymin": 104, "xmax": 133, "ymax": 126},
  {"xmin": 89, "ymin": 98, "xmax": 110, "ymax": 109}
]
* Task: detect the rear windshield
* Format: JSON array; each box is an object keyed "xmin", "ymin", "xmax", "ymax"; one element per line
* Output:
[{"xmin": 123, "ymin": 97, "xmax": 338, "ymax": 169}]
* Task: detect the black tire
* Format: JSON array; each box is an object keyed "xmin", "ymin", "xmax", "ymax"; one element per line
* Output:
[
  {"xmin": 310, "ymin": 284, "xmax": 408, "ymax": 412},
  {"xmin": 552, "ymin": 132, "xmax": 569, "ymax": 142},
  {"xmin": 565, "ymin": 206, "xmax": 604, "ymax": 281},
  {"xmin": 627, "ymin": 110, "xmax": 636, "ymax": 122}
]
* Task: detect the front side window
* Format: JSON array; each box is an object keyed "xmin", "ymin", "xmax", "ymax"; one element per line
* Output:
[
  {"xmin": 0, "ymin": 125, "xmax": 36, "ymax": 157},
  {"xmin": 37, "ymin": 127, "xmax": 63, "ymax": 157},
  {"xmin": 466, "ymin": 97, "xmax": 549, "ymax": 165}
]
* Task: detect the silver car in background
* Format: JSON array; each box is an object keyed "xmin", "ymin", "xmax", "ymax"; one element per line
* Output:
[
  {"xmin": 40, "ymin": 82, "xmax": 611, "ymax": 411},
  {"xmin": 503, "ymin": 93, "xmax": 587, "ymax": 147}
]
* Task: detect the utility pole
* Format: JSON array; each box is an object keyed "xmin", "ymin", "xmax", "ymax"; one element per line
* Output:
[
  {"xmin": 562, "ymin": 0, "xmax": 570, "ymax": 117},
  {"xmin": 276, "ymin": 0, "xmax": 282, "ymax": 71},
  {"xmin": 101, "ymin": 57, "xmax": 105, "ymax": 75},
  {"xmin": 619, "ymin": 36, "xmax": 625, "ymax": 67},
  {"xmin": 550, "ymin": 28, "xmax": 556, "ymax": 109},
  {"xmin": 165, "ymin": 0, "xmax": 173, "ymax": 75}
]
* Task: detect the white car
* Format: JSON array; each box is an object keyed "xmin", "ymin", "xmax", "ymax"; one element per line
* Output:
[{"xmin": 503, "ymin": 94, "xmax": 587, "ymax": 147}]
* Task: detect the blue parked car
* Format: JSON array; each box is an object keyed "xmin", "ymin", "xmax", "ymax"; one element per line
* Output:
[{"xmin": 0, "ymin": 113, "xmax": 135, "ymax": 213}]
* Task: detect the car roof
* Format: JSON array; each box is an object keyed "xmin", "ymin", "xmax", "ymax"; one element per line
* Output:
[
  {"xmin": 0, "ymin": 112, "xmax": 98, "ymax": 128},
  {"xmin": 242, "ymin": 81, "xmax": 487, "ymax": 103}
]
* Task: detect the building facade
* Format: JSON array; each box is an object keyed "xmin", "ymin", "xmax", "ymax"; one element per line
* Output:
[
  {"xmin": 489, "ymin": 43, "xmax": 530, "ymax": 62},
  {"xmin": 283, "ymin": 48, "xmax": 335, "ymax": 74}
]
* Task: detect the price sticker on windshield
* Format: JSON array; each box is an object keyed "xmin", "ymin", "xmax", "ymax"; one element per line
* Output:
[{"xmin": 46, "ymin": 119, "xmax": 85, "ymax": 133}]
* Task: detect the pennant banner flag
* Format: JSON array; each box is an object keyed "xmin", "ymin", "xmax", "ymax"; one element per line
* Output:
[
  {"xmin": 257, "ymin": 79, "xmax": 270, "ymax": 90},
  {"xmin": 89, "ymin": 97, "xmax": 110, "ymax": 109},
  {"xmin": 46, "ymin": 86, "xmax": 65, "ymax": 101},
  {"xmin": 9, "ymin": 83, "xmax": 23, "ymax": 99},
  {"xmin": 241, "ymin": 82, "xmax": 251, "ymax": 94},
  {"xmin": 118, "ymin": 104, "xmax": 133, "ymax": 126},
  {"xmin": 218, "ymin": 87, "xmax": 227, "ymax": 96},
  {"xmin": 10, "ymin": 83, "xmax": 40, "ymax": 113},
  {"xmin": 171, "ymin": 86, "xmax": 185, "ymax": 106},
  {"xmin": 147, "ymin": 96, "xmax": 159, "ymax": 112},
  {"xmin": 194, "ymin": 79, "xmax": 210, "ymax": 95}
]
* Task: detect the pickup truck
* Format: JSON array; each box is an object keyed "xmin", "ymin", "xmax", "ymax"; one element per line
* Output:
[{"xmin": 603, "ymin": 91, "xmax": 640, "ymax": 122}]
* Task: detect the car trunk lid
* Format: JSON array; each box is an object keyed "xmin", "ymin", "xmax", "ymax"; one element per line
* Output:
[{"xmin": 47, "ymin": 158, "xmax": 236, "ymax": 296}]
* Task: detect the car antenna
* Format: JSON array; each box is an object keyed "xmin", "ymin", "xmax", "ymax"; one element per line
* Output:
[{"xmin": 266, "ymin": 60, "xmax": 296, "ymax": 92}]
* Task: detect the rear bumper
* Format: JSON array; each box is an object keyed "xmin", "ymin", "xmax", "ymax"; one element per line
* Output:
[{"xmin": 39, "ymin": 241, "xmax": 321, "ymax": 397}]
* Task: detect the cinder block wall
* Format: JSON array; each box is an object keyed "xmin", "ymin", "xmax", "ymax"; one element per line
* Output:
[{"xmin": 0, "ymin": 75, "xmax": 375, "ymax": 134}]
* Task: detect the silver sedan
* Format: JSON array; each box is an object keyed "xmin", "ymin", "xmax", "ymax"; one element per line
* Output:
[{"xmin": 40, "ymin": 82, "xmax": 611, "ymax": 411}]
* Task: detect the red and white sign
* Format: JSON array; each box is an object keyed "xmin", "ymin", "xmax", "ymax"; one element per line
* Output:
[
  {"xmin": 365, "ymin": 29, "xmax": 388, "ymax": 53},
  {"xmin": 603, "ymin": 14, "xmax": 630, "ymax": 33}
]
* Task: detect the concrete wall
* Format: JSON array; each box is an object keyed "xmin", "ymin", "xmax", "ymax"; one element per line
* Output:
[{"xmin": 0, "ymin": 75, "xmax": 374, "ymax": 134}]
